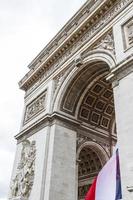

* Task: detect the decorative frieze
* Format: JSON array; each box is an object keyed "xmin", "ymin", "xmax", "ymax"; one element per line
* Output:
[
  {"xmin": 19, "ymin": 0, "xmax": 132, "ymax": 92},
  {"xmin": 10, "ymin": 140, "xmax": 36, "ymax": 200},
  {"xmin": 19, "ymin": 0, "xmax": 131, "ymax": 92},
  {"xmin": 122, "ymin": 17, "xmax": 133, "ymax": 50},
  {"xmin": 24, "ymin": 91, "xmax": 47, "ymax": 123},
  {"xmin": 27, "ymin": 0, "xmax": 103, "ymax": 70}
]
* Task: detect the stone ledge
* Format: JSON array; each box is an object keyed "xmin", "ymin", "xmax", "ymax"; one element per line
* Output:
[{"xmin": 106, "ymin": 53, "xmax": 133, "ymax": 86}]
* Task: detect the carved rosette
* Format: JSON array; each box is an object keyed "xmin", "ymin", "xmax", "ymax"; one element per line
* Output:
[{"xmin": 10, "ymin": 140, "xmax": 36, "ymax": 200}]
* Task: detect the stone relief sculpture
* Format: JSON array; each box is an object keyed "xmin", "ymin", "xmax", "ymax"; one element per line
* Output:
[
  {"xmin": 123, "ymin": 18, "xmax": 133, "ymax": 49},
  {"xmin": 127, "ymin": 20, "xmax": 133, "ymax": 45},
  {"xmin": 92, "ymin": 31, "xmax": 115, "ymax": 54},
  {"xmin": 24, "ymin": 91, "xmax": 46, "ymax": 122},
  {"xmin": 10, "ymin": 140, "xmax": 36, "ymax": 200}
]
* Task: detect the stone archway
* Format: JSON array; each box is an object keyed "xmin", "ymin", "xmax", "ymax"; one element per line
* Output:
[
  {"xmin": 77, "ymin": 141, "xmax": 109, "ymax": 200},
  {"xmin": 53, "ymin": 50, "xmax": 116, "ymax": 113},
  {"xmin": 57, "ymin": 58, "xmax": 117, "ymax": 200}
]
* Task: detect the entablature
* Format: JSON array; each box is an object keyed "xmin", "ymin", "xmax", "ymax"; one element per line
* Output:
[
  {"xmin": 19, "ymin": 0, "xmax": 132, "ymax": 92},
  {"xmin": 15, "ymin": 111, "xmax": 117, "ymax": 144}
]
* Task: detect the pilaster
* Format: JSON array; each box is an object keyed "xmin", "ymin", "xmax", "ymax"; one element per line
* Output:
[
  {"xmin": 107, "ymin": 57, "xmax": 133, "ymax": 200},
  {"xmin": 43, "ymin": 123, "xmax": 77, "ymax": 200}
]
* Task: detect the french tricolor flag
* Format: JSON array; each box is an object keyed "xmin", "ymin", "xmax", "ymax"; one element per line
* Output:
[{"xmin": 85, "ymin": 149, "xmax": 122, "ymax": 200}]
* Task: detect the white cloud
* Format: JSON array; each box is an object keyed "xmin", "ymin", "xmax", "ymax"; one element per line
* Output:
[{"xmin": 0, "ymin": 0, "xmax": 86, "ymax": 199}]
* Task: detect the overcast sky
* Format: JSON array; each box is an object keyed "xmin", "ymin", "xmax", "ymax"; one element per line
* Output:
[{"xmin": 0, "ymin": 0, "xmax": 87, "ymax": 199}]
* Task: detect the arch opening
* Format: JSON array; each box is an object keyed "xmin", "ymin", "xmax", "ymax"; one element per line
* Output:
[
  {"xmin": 56, "ymin": 59, "xmax": 117, "ymax": 200},
  {"xmin": 78, "ymin": 146, "xmax": 103, "ymax": 200}
]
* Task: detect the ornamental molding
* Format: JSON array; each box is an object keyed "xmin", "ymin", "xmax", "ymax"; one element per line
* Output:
[
  {"xmin": 10, "ymin": 140, "xmax": 36, "ymax": 200},
  {"xmin": 19, "ymin": 0, "xmax": 132, "ymax": 92},
  {"xmin": 16, "ymin": 111, "xmax": 117, "ymax": 143},
  {"xmin": 25, "ymin": 0, "xmax": 103, "ymax": 70}
]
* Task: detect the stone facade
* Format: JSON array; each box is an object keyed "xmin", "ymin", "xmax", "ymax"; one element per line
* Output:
[{"xmin": 9, "ymin": 0, "xmax": 133, "ymax": 200}]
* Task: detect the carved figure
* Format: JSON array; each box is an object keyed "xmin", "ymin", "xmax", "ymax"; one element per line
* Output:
[
  {"xmin": 128, "ymin": 27, "xmax": 133, "ymax": 44},
  {"xmin": 93, "ymin": 32, "xmax": 115, "ymax": 54},
  {"xmin": 25, "ymin": 92, "xmax": 46, "ymax": 122},
  {"xmin": 10, "ymin": 140, "xmax": 36, "ymax": 200}
]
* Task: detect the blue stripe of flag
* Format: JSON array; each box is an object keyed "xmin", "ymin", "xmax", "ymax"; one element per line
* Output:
[{"xmin": 115, "ymin": 149, "xmax": 122, "ymax": 200}]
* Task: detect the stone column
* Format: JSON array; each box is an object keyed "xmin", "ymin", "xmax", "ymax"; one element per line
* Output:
[
  {"xmin": 43, "ymin": 123, "xmax": 77, "ymax": 200},
  {"xmin": 107, "ymin": 57, "xmax": 133, "ymax": 200}
]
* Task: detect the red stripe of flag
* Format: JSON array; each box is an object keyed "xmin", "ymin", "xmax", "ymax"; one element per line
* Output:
[{"xmin": 85, "ymin": 177, "xmax": 97, "ymax": 200}]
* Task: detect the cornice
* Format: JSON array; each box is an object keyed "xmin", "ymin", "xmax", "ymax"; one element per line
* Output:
[
  {"xmin": 19, "ymin": 0, "xmax": 133, "ymax": 91},
  {"xmin": 15, "ymin": 112, "xmax": 116, "ymax": 143},
  {"xmin": 27, "ymin": 0, "xmax": 101, "ymax": 70},
  {"xmin": 106, "ymin": 54, "xmax": 133, "ymax": 86}
]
